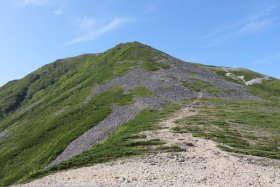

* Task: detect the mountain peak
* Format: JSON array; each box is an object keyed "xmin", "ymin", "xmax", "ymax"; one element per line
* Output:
[
  {"xmin": 115, "ymin": 41, "xmax": 149, "ymax": 47},
  {"xmin": 1, "ymin": 42, "xmax": 280, "ymax": 186}
]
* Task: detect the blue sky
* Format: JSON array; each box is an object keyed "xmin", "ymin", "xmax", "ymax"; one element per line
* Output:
[{"xmin": 0, "ymin": 0, "xmax": 280, "ymax": 86}]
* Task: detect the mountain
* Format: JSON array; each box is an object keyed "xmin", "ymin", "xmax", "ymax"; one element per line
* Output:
[{"xmin": 0, "ymin": 42, "xmax": 280, "ymax": 186}]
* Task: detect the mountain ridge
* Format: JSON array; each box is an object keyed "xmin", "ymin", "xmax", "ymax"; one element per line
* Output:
[{"xmin": 1, "ymin": 42, "xmax": 280, "ymax": 186}]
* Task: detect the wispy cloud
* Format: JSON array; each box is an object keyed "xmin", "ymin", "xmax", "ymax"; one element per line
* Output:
[
  {"xmin": 65, "ymin": 17, "xmax": 130, "ymax": 45},
  {"xmin": 79, "ymin": 16, "xmax": 96, "ymax": 30},
  {"xmin": 22, "ymin": 0, "xmax": 67, "ymax": 16},
  {"xmin": 248, "ymin": 52, "xmax": 280, "ymax": 66},
  {"xmin": 202, "ymin": 3, "xmax": 279, "ymax": 48},
  {"xmin": 23, "ymin": 0, "xmax": 50, "ymax": 6}
]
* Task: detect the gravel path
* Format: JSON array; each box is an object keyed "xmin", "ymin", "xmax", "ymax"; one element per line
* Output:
[
  {"xmin": 18, "ymin": 95, "xmax": 280, "ymax": 187},
  {"xmin": 245, "ymin": 77, "xmax": 270, "ymax": 85}
]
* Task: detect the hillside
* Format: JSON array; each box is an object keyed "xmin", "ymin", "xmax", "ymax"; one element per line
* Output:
[{"xmin": 0, "ymin": 42, "xmax": 280, "ymax": 186}]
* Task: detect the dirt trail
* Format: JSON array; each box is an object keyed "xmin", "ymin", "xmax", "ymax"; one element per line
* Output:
[{"xmin": 17, "ymin": 93, "xmax": 280, "ymax": 187}]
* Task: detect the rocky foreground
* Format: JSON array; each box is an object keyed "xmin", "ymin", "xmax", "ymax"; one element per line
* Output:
[{"xmin": 17, "ymin": 102, "xmax": 280, "ymax": 187}]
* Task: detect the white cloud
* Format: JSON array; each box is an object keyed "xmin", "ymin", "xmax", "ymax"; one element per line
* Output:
[
  {"xmin": 22, "ymin": 0, "xmax": 67, "ymax": 15},
  {"xmin": 65, "ymin": 17, "xmax": 129, "ymax": 45},
  {"xmin": 236, "ymin": 17, "xmax": 276, "ymax": 35},
  {"xmin": 23, "ymin": 0, "xmax": 50, "ymax": 6},
  {"xmin": 201, "ymin": 3, "xmax": 279, "ymax": 48},
  {"xmin": 79, "ymin": 16, "xmax": 96, "ymax": 30}
]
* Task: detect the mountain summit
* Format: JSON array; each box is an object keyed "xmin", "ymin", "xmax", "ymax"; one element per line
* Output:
[{"xmin": 1, "ymin": 42, "xmax": 280, "ymax": 186}]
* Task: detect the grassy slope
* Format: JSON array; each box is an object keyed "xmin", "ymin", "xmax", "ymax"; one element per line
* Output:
[
  {"xmin": 23, "ymin": 104, "xmax": 181, "ymax": 184},
  {"xmin": 181, "ymin": 78, "xmax": 219, "ymax": 96},
  {"xmin": 0, "ymin": 58, "xmax": 82, "ymax": 120},
  {"xmin": 0, "ymin": 42, "xmax": 171, "ymax": 186},
  {"xmin": 173, "ymin": 98, "xmax": 280, "ymax": 159},
  {"xmin": 130, "ymin": 86, "xmax": 154, "ymax": 97},
  {"xmin": 173, "ymin": 65, "xmax": 280, "ymax": 159},
  {"xmin": 198, "ymin": 64, "xmax": 265, "ymax": 83}
]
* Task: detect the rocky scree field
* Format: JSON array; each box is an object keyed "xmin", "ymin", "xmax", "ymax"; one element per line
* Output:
[{"xmin": 0, "ymin": 42, "xmax": 280, "ymax": 186}]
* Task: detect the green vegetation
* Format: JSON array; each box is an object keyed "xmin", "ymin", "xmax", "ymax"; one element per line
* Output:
[
  {"xmin": 21, "ymin": 104, "xmax": 180, "ymax": 184},
  {"xmin": 0, "ymin": 59, "xmax": 81, "ymax": 119},
  {"xmin": 250, "ymin": 78, "xmax": 280, "ymax": 98},
  {"xmin": 230, "ymin": 69, "xmax": 264, "ymax": 81},
  {"xmin": 130, "ymin": 86, "xmax": 154, "ymax": 97},
  {"xmin": 142, "ymin": 61, "xmax": 170, "ymax": 71},
  {"xmin": 0, "ymin": 87, "xmax": 135, "ymax": 186},
  {"xmin": 173, "ymin": 98, "xmax": 280, "ymax": 159},
  {"xmin": 0, "ymin": 42, "xmax": 165, "ymax": 119},
  {"xmin": 181, "ymin": 79, "xmax": 219, "ymax": 96},
  {"xmin": 0, "ymin": 42, "xmax": 175, "ymax": 186},
  {"xmin": 199, "ymin": 64, "xmax": 264, "ymax": 83}
]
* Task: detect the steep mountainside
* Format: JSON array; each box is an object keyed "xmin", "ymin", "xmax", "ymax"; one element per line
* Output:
[{"xmin": 0, "ymin": 42, "xmax": 279, "ymax": 186}]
